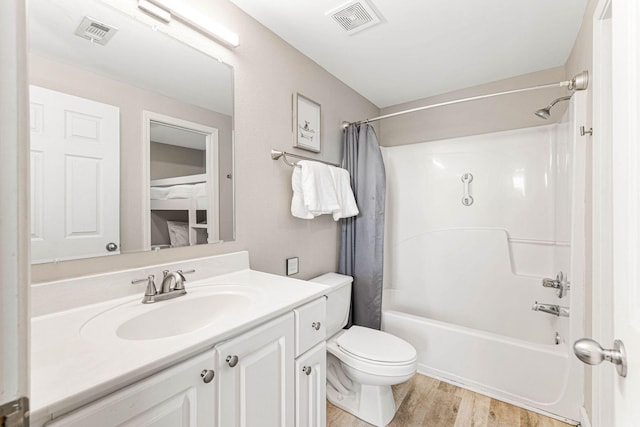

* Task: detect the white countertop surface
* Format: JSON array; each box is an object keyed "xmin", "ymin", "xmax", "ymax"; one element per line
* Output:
[{"xmin": 31, "ymin": 268, "xmax": 328, "ymax": 424}]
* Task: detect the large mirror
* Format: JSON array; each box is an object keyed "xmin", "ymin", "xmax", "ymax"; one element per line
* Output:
[{"xmin": 28, "ymin": 0, "xmax": 235, "ymax": 264}]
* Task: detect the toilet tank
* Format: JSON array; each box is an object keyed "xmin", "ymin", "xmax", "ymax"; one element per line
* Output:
[{"xmin": 309, "ymin": 273, "xmax": 353, "ymax": 337}]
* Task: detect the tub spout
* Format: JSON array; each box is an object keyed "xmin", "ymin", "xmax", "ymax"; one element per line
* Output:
[{"xmin": 532, "ymin": 301, "xmax": 569, "ymax": 317}]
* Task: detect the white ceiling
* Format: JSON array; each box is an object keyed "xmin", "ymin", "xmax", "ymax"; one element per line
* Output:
[{"xmin": 228, "ymin": 0, "xmax": 588, "ymax": 108}]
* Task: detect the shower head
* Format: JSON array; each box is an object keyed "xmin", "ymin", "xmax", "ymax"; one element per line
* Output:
[
  {"xmin": 534, "ymin": 107, "xmax": 551, "ymax": 120},
  {"xmin": 534, "ymin": 95, "xmax": 572, "ymax": 120}
]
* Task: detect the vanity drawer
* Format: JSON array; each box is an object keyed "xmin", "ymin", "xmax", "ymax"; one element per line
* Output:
[{"xmin": 294, "ymin": 297, "xmax": 326, "ymax": 357}]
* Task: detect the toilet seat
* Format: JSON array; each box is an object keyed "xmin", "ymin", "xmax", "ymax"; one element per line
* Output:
[
  {"xmin": 336, "ymin": 326, "xmax": 417, "ymax": 364},
  {"xmin": 328, "ymin": 327, "xmax": 417, "ymax": 377}
]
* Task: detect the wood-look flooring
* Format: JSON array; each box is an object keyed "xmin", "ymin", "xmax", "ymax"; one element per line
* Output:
[{"xmin": 326, "ymin": 374, "xmax": 574, "ymax": 427}]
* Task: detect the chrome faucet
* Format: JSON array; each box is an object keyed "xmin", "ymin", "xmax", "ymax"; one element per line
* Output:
[
  {"xmin": 131, "ymin": 269, "xmax": 195, "ymax": 304},
  {"xmin": 532, "ymin": 301, "xmax": 570, "ymax": 317}
]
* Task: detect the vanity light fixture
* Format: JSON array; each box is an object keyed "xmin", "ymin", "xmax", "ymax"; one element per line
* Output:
[
  {"xmin": 138, "ymin": 0, "xmax": 170, "ymax": 23},
  {"xmin": 137, "ymin": 0, "xmax": 240, "ymax": 48}
]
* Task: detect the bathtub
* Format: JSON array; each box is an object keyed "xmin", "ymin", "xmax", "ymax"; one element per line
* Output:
[
  {"xmin": 380, "ymin": 120, "xmax": 585, "ymax": 423},
  {"xmin": 382, "ymin": 296, "xmax": 579, "ymax": 422}
]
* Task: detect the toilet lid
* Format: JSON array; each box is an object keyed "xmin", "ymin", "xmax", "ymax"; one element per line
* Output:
[{"xmin": 336, "ymin": 326, "xmax": 416, "ymax": 364}]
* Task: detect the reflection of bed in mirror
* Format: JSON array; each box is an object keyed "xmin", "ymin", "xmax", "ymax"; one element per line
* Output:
[{"xmin": 150, "ymin": 174, "xmax": 211, "ymax": 249}]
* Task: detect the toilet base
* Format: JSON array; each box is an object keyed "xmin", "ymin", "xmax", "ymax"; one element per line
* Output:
[
  {"xmin": 327, "ymin": 382, "xmax": 396, "ymax": 427},
  {"xmin": 326, "ymin": 355, "xmax": 397, "ymax": 427}
]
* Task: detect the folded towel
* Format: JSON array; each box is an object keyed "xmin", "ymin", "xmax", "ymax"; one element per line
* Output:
[
  {"xmin": 299, "ymin": 161, "xmax": 340, "ymax": 215},
  {"xmin": 291, "ymin": 167, "xmax": 314, "ymax": 219},
  {"xmin": 329, "ymin": 166, "xmax": 359, "ymax": 220}
]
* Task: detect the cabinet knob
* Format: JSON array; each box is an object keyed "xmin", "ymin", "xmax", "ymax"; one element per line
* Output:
[
  {"xmin": 302, "ymin": 366, "xmax": 312, "ymax": 375},
  {"xmin": 200, "ymin": 369, "xmax": 215, "ymax": 383},
  {"xmin": 312, "ymin": 321, "xmax": 321, "ymax": 331},
  {"xmin": 226, "ymin": 355, "xmax": 239, "ymax": 367}
]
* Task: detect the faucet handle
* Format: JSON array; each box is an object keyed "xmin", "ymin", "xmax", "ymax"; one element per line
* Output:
[
  {"xmin": 132, "ymin": 275, "xmax": 157, "ymax": 303},
  {"xmin": 172, "ymin": 269, "xmax": 195, "ymax": 291}
]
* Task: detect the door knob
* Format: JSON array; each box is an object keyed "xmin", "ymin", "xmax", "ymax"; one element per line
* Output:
[
  {"xmin": 312, "ymin": 322, "xmax": 321, "ymax": 331},
  {"xmin": 302, "ymin": 366, "xmax": 312, "ymax": 375},
  {"xmin": 573, "ymin": 338, "xmax": 627, "ymax": 377},
  {"xmin": 200, "ymin": 369, "xmax": 215, "ymax": 383},
  {"xmin": 106, "ymin": 242, "xmax": 118, "ymax": 252},
  {"xmin": 226, "ymin": 355, "xmax": 239, "ymax": 367}
]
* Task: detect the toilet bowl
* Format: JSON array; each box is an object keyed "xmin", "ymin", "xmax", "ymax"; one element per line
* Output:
[{"xmin": 310, "ymin": 273, "xmax": 417, "ymax": 427}]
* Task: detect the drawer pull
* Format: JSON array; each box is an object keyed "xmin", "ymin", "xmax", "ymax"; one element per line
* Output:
[
  {"xmin": 226, "ymin": 355, "xmax": 239, "ymax": 367},
  {"xmin": 200, "ymin": 369, "xmax": 215, "ymax": 383},
  {"xmin": 312, "ymin": 321, "xmax": 321, "ymax": 331},
  {"xmin": 302, "ymin": 366, "xmax": 312, "ymax": 375}
]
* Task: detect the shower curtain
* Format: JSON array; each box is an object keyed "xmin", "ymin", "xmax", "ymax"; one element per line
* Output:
[{"xmin": 339, "ymin": 123, "xmax": 386, "ymax": 329}]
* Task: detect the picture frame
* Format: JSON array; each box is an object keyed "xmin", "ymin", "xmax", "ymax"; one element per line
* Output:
[{"xmin": 293, "ymin": 92, "xmax": 321, "ymax": 153}]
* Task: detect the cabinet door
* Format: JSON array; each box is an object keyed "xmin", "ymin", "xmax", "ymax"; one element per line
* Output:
[
  {"xmin": 45, "ymin": 350, "xmax": 215, "ymax": 427},
  {"xmin": 216, "ymin": 313, "xmax": 295, "ymax": 427},
  {"xmin": 295, "ymin": 343, "xmax": 326, "ymax": 427}
]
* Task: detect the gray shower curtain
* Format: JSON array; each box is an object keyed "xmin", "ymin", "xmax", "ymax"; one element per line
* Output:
[{"xmin": 339, "ymin": 123, "xmax": 386, "ymax": 330}]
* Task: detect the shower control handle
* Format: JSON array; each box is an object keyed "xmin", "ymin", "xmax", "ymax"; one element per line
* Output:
[
  {"xmin": 541, "ymin": 271, "xmax": 569, "ymax": 298},
  {"xmin": 573, "ymin": 338, "xmax": 627, "ymax": 377}
]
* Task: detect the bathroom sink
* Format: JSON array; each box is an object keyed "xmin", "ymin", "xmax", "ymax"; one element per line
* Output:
[{"xmin": 81, "ymin": 285, "xmax": 260, "ymax": 341}]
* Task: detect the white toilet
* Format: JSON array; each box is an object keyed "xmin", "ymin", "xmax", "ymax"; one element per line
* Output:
[{"xmin": 310, "ymin": 273, "xmax": 417, "ymax": 427}]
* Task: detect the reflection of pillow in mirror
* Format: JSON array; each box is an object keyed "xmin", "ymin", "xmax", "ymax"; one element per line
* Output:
[
  {"xmin": 167, "ymin": 221, "xmax": 189, "ymax": 247},
  {"xmin": 167, "ymin": 221, "xmax": 208, "ymax": 246}
]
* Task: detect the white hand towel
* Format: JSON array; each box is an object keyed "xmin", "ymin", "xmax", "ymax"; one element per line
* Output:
[
  {"xmin": 291, "ymin": 167, "xmax": 314, "ymax": 219},
  {"xmin": 329, "ymin": 166, "xmax": 359, "ymax": 220},
  {"xmin": 299, "ymin": 161, "xmax": 340, "ymax": 215}
]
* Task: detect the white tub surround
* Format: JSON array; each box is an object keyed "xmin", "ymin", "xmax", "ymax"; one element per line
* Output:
[
  {"xmin": 30, "ymin": 251, "xmax": 329, "ymax": 426},
  {"xmin": 381, "ymin": 99, "xmax": 585, "ymax": 424}
]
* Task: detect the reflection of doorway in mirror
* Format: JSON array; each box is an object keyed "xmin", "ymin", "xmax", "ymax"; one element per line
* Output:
[
  {"xmin": 30, "ymin": 85, "xmax": 120, "ymax": 263},
  {"xmin": 143, "ymin": 111, "xmax": 219, "ymax": 250}
]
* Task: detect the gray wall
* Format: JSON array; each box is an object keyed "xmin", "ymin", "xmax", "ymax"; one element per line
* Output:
[
  {"xmin": 378, "ymin": 66, "xmax": 568, "ymax": 146},
  {"xmin": 150, "ymin": 143, "xmax": 206, "ymax": 180},
  {"xmin": 31, "ymin": 0, "xmax": 379, "ymax": 283}
]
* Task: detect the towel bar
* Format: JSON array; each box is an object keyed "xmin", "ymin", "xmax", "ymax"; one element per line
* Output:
[{"xmin": 271, "ymin": 149, "xmax": 340, "ymax": 168}]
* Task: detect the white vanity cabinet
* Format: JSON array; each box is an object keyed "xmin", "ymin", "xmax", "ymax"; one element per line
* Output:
[
  {"xmin": 293, "ymin": 298, "xmax": 327, "ymax": 427},
  {"xmin": 295, "ymin": 342, "xmax": 326, "ymax": 427},
  {"xmin": 44, "ymin": 350, "xmax": 216, "ymax": 427},
  {"xmin": 215, "ymin": 312, "xmax": 295, "ymax": 427}
]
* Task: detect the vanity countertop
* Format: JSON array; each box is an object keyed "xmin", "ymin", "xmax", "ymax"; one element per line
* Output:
[{"xmin": 30, "ymin": 267, "xmax": 328, "ymax": 424}]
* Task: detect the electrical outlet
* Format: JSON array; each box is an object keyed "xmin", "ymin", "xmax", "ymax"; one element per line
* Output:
[{"xmin": 286, "ymin": 257, "xmax": 299, "ymax": 276}]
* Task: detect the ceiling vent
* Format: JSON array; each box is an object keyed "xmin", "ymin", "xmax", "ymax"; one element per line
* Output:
[
  {"xmin": 74, "ymin": 16, "xmax": 118, "ymax": 45},
  {"xmin": 327, "ymin": 0, "xmax": 382, "ymax": 35}
]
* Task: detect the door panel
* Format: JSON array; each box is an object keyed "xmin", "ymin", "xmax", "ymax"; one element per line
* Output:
[
  {"xmin": 611, "ymin": 0, "xmax": 640, "ymax": 424},
  {"xmin": 216, "ymin": 313, "xmax": 295, "ymax": 427},
  {"xmin": 29, "ymin": 85, "xmax": 120, "ymax": 263}
]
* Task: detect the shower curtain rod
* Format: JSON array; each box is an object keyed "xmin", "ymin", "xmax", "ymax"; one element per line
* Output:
[{"xmin": 343, "ymin": 70, "xmax": 589, "ymax": 127}]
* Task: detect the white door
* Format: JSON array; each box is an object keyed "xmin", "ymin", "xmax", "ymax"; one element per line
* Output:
[
  {"xmin": 589, "ymin": 0, "xmax": 640, "ymax": 425},
  {"xmin": 610, "ymin": 0, "xmax": 640, "ymax": 423},
  {"xmin": 29, "ymin": 85, "xmax": 120, "ymax": 263},
  {"xmin": 215, "ymin": 313, "xmax": 295, "ymax": 427},
  {"xmin": 0, "ymin": 0, "xmax": 29, "ymax": 424}
]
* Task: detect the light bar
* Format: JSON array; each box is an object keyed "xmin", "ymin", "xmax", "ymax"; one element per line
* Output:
[{"xmin": 139, "ymin": 0, "xmax": 240, "ymax": 48}]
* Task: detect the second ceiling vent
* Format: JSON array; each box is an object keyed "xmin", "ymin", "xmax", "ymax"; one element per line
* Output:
[{"xmin": 327, "ymin": 0, "xmax": 382, "ymax": 35}]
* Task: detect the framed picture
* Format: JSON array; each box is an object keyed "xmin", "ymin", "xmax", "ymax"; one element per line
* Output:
[{"xmin": 293, "ymin": 93, "xmax": 321, "ymax": 152}]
